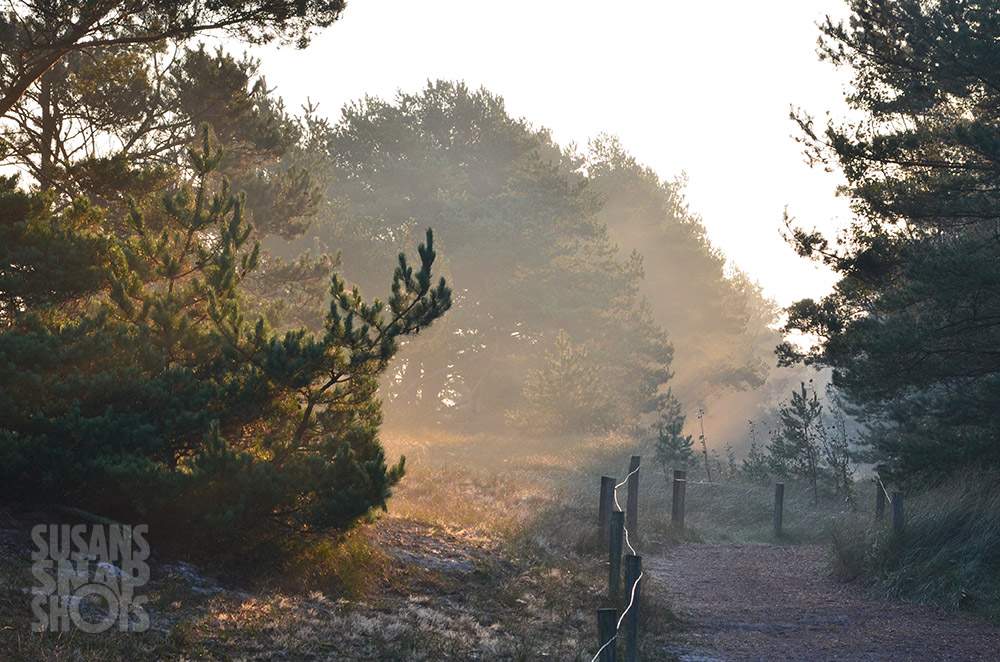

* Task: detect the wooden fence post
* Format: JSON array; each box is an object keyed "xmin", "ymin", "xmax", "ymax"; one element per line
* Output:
[
  {"xmin": 597, "ymin": 608, "xmax": 617, "ymax": 662},
  {"xmin": 609, "ymin": 511, "xmax": 624, "ymax": 600},
  {"xmin": 773, "ymin": 483, "xmax": 785, "ymax": 537},
  {"xmin": 671, "ymin": 469, "xmax": 686, "ymax": 528},
  {"xmin": 891, "ymin": 491, "xmax": 904, "ymax": 535},
  {"xmin": 876, "ymin": 483, "xmax": 886, "ymax": 519},
  {"xmin": 599, "ymin": 476, "xmax": 616, "ymax": 548},
  {"xmin": 624, "ymin": 554, "xmax": 642, "ymax": 662},
  {"xmin": 626, "ymin": 456, "xmax": 640, "ymax": 539}
]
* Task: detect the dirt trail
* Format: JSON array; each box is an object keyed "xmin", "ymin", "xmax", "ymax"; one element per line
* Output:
[{"xmin": 646, "ymin": 544, "xmax": 1000, "ymax": 662}]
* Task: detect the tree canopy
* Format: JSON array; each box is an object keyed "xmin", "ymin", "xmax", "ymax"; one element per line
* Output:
[
  {"xmin": 285, "ymin": 81, "xmax": 675, "ymax": 431},
  {"xmin": 0, "ymin": 0, "xmax": 345, "ymax": 118},
  {"xmin": 586, "ymin": 136, "xmax": 780, "ymax": 407},
  {"xmin": 279, "ymin": 81, "xmax": 783, "ymax": 434},
  {"xmin": 782, "ymin": 0, "xmax": 1000, "ymax": 484},
  {"xmin": 1, "ymin": 43, "xmax": 318, "ymax": 231}
]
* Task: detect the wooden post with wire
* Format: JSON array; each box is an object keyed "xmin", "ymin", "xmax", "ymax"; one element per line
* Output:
[
  {"xmin": 671, "ymin": 469, "xmax": 686, "ymax": 528},
  {"xmin": 876, "ymin": 483, "xmax": 886, "ymax": 519},
  {"xmin": 597, "ymin": 607, "xmax": 617, "ymax": 662},
  {"xmin": 609, "ymin": 511, "xmax": 624, "ymax": 600},
  {"xmin": 774, "ymin": 483, "xmax": 785, "ymax": 537},
  {"xmin": 599, "ymin": 476, "xmax": 616, "ymax": 548},
  {"xmin": 626, "ymin": 456, "xmax": 640, "ymax": 539},
  {"xmin": 624, "ymin": 554, "xmax": 642, "ymax": 662}
]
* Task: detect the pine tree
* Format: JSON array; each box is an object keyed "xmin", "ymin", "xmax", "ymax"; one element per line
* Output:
[
  {"xmin": 313, "ymin": 82, "xmax": 674, "ymax": 429},
  {"xmin": 767, "ymin": 382, "xmax": 824, "ymax": 501},
  {"xmin": 650, "ymin": 389, "xmax": 695, "ymax": 472},
  {"xmin": 586, "ymin": 135, "xmax": 779, "ymax": 407},
  {"xmin": 782, "ymin": 0, "xmax": 1000, "ymax": 484},
  {"xmin": 506, "ymin": 330, "xmax": 613, "ymax": 433},
  {"xmin": 0, "ymin": 43, "xmax": 340, "ymax": 347},
  {"xmin": 0, "ymin": 1, "xmax": 348, "ymax": 119},
  {"xmin": 0, "ymin": 128, "xmax": 451, "ymax": 548}
]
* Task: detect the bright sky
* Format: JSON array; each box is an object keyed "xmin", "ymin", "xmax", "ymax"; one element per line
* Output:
[{"xmin": 249, "ymin": 0, "xmax": 857, "ymax": 307}]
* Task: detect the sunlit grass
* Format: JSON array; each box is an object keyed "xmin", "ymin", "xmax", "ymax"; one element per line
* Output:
[
  {"xmin": 383, "ymin": 429, "xmax": 644, "ymax": 550},
  {"xmin": 279, "ymin": 529, "xmax": 397, "ymax": 599},
  {"xmin": 384, "ymin": 427, "xmax": 851, "ymax": 550}
]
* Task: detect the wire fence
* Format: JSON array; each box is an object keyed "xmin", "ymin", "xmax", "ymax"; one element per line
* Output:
[
  {"xmin": 585, "ymin": 457, "xmax": 884, "ymax": 660},
  {"xmin": 589, "ymin": 461, "xmax": 643, "ymax": 662}
]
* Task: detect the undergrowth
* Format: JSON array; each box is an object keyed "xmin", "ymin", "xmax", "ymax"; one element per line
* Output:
[
  {"xmin": 1, "ymin": 430, "xmax": 689, "ymax": 660},
  {"xmin": 1, "ymin": 427, "xmax": 859, "ymax": 660},
  {"xmin": 828, "ymin": 472, "xmax": 1000, "ymax": 620}
]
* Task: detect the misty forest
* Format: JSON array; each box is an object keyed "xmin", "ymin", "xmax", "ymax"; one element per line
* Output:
[{"xmin": 2, "ymin": 1, "xmax": 1000, "ymax": 660}]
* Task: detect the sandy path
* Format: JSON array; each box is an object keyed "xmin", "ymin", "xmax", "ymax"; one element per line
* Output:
[{"xmin": 646, "ymin": 544, "xmax": 1000, "ymax": 662}]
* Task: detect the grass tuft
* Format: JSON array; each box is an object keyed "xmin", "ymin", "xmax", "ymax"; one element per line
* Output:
[
  {"xmin": 279, "ymin": 529, "xmax": 396, "ymax": 598},
  {"xmin": 828, "ymin": 471, "xmax": 1000, "ymax": 620}
]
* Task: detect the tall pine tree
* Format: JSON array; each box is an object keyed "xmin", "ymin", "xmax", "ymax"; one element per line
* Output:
[{"xmin": 783, "ymin": 0, "xmax": 1000, "ymax": 485}]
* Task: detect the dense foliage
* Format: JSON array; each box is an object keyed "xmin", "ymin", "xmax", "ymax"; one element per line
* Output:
[
  {"xmin": 284, "ymin": 81, "xmax": 781, "ymax": 433},
  {"xmin": 782, "ymin": 0, "xmax": 1000, "ymax": 485},
  {"xmin": 0, "ymin": 129, "xmax": 450, "ymax": 546},
  {"xmin": 1, "ymin": 43, "xmax": 320, "ymax": 235},
  {"xmin": 1, "ymin": 43, "xmax": 337, "ymax": 335},
  {"xmin": 289, "ymin": 81, "xmax": 675, "ymax": 431},
  {"xmin": 586, "ymin": 136, "xmax": 780, "ymax": 404}
]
